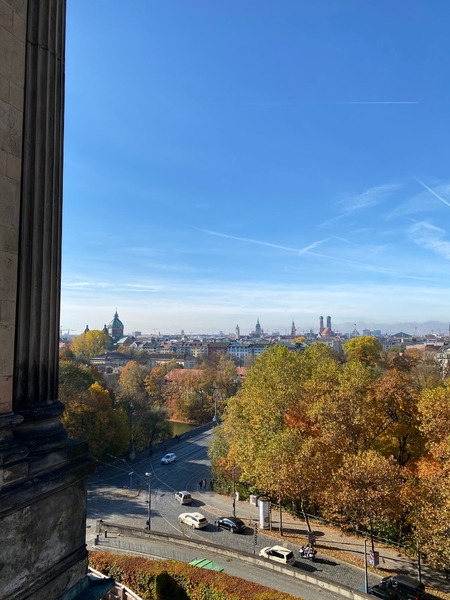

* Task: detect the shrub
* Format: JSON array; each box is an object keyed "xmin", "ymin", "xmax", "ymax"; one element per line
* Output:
[{"xmin": 89, "ymin": 552, "xmax": 300, "ymax": 600}]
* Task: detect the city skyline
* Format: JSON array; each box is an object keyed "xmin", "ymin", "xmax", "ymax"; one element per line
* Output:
[
  {"xmin": 67, "ymin": 309, "xmax": 449, "ymax": 339},
  {"xmin": 62, "ymin": 2, "xmax": 450, "ymax": 333}
]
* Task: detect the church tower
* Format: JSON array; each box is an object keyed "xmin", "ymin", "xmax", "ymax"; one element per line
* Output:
[
  {"xmin": 255, "ymin": 318, "xmax": 261, "ymax": 337},
  {"xmin": 108, "ymin": 310, "xmax": 124, "ymax": 341},
  {"xmin": 235, "ymin": 324, "xmax": 240, "ymax": 339},
  {"xmin": 291, "ymin": 320, "xmax": 296, "ymax": 336}
]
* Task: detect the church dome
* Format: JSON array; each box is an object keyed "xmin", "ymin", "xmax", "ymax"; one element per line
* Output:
[{"xmin": 108, "ymin": 311, "xmax": 123, "ymax": 329}]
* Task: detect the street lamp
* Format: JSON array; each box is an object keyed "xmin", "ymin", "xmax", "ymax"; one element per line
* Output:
[
  {"xmin": 212, "ymin": 386, "xmax": 220, "ymax": 424},
  {"xmin": 128, "ymin": 400, "xmax": 136, "ymax": 459},
  {"xmin": 145, "ymin": 473, "xmax": 152, "ymax": 530}
]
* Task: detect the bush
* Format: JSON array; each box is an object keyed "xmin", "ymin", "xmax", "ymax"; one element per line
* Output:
[{"xmin": 89, "ymin": 552, "xmax": 299, "ymax": 600}]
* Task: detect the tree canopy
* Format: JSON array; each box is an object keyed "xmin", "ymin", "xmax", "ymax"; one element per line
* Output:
[
  {"xmin": 70, "ymin": 330, "xmax": 110, "ymax": 364},
  {"xmin": 210, "ymin": 340, "xmax": 448, "ymax": 567}
]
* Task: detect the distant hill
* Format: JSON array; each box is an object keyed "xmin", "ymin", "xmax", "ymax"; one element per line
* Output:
[{"xmin": 334, "ymin": 321, "xmax": 450, "ymax": 336}]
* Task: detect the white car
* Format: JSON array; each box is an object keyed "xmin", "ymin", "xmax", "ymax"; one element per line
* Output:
[
  {"xmin": 161, "ymin": 452, "xmax": 176, "ymax": 465},
  {"xmin": 259, "ymin": 545, "xmax": 296, "ymax": 566},
  {"xmin": 178, "ymin": 512, "xmax": 208, "ymax": 529},
  {"xmin": 175, "ymin": 491, "xmax": 192, "ymax": 505}
]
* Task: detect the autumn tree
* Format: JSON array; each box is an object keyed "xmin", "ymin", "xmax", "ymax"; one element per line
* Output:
[
  {"xmin": 62, "ymin": 382, "xmax": 129, "ymax": 458},
  {"xmin": 168, "ymin": 370, "xmax": 217, "ymax": 424},
  {"xmin": 323, "ymin": 451, "xmax": 403, "ymax": 549},
  {"xmin": 343, "ymin": 335, "xmax": 382, "ymax": 367},
  {"xmin": 221, "ymin": 346, "xmax": 312, "ymax": 502},
  {"xmin": 144, "ymin": 365, "xmax": 169, "ymax": 405},
  {"xmin": 70, "ymin": 329, "xmax": 110, "ymax": 364},
  {"xmin": 119, "ymin": 361, "xmax": 151, "ymax": 404},
  {"xmin": 371, "ymin": 369, "xmax": 423, "ymax": 467}
]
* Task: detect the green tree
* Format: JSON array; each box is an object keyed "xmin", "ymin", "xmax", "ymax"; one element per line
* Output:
[
  {"xmin": 59, "ymin": 360, "xmax": 96, "ymax": 394},
  {"xmin": 343, "ymin": 335, "xmax": 382, "ymax": 367},
  {"xmin": 70, "ymin": 329, "xmax": 110, "ymax": 364},
  {"xmin": 133, "ymin": 404, "xmax": 173, "ymax": 450}
]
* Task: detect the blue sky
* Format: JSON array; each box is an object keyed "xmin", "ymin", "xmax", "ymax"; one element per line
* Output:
[{"xmin": 62, "ymin": 0, "xmax": 450, "ymax": 335}]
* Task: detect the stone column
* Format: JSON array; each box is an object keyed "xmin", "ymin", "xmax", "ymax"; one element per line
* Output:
[
  {"xmin": 0, "ymin": 2, "xmax": 95, "ymax": 598},
  {"xmin": 12, "ymin": 0, "xmax": 68, "ymax": 456}
]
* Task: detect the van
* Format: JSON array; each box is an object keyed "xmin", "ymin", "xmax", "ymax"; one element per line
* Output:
[{"xmin": 175, "ymin": 491, "xmax": 192, "ymax": 505}]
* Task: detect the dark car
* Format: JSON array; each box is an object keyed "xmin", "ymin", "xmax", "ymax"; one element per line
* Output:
[
  {"xmin": 368, "ymin": 586, "xmax": 400, "ymax": 600},
  {"xmin": 380, "ymin": 575, "xmax": 426, "ymax": 600},
  {"xmin": 369, "ymin": 575, "xmax": 426, "ymax": 600},
  {"xmin": 214, "ymin": 516, "xmax": 247, "ymax": 533}
]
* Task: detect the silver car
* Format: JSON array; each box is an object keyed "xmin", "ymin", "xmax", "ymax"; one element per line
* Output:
[{"xmin": 161, "ymin": 452, "xmax": 176, "ymax": 464}]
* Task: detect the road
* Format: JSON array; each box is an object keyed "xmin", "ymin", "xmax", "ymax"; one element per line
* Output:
[{"xmin": 87, "ymin": 428, "xmax": 375, "ymax": 598}]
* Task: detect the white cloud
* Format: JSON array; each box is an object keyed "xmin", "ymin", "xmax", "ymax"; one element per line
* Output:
[
  {"xmin": 61, "ymin": 278, "xmax": 450, "ymax": 335},
  {"xmin": 388, "ymin": 182, "xmax": 450, "ymax": 219},
  {"xmin": 410, "ymin": 221, "xmax": 450, "ymax": 260},
  {"xmin": 339, "ymin": 183, "xmax": 403, "ymax": 213}
]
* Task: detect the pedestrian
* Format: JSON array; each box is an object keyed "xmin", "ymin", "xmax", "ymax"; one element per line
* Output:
[
  {"xmin": 203, "ymin": 478, "xmax": 207, "ymax": 489},
  {"xmin": 198, "ymin": 480, "xmax": 203, "ymax": 490},
  {"xmin": 149, "ymin": 448, "xmax": 153, "ymax": 457}
]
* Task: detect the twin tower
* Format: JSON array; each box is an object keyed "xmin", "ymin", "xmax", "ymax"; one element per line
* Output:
[{"xmin": 319, "ymin": 316, "xmax": 332, "ymax": 334}]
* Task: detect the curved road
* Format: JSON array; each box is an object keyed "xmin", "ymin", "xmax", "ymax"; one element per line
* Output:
[{"xmin": 87, "ymin": 428, "xmax": 371, "ymax": 599}]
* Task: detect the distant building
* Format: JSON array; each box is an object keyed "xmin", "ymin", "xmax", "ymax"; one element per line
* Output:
[
  {"xmin": 132, "ymin": 331, "xmax": 142, "ymax": 337},
  {"xmin": 363, "ymin": 329, "xmax": 371, "ymax": 336},
  {"xmin": 291, "ymin": 320, "xmax": 296, "ymax": 336},
  {"xmin": 228, "ymin": 341, "xmax": 268, "ymax": 363},
  {"xmin": 208, "ymin": 342, "xmax": 230, "ymax": 357},
  {"xmin": 90, "ymin": 351, "xmax": 132, "ymax": 375},
  {"xmin": 147, "ymin": 353, "xmax": 198, "ymax": 369},
  {"xmin": 235, "ymin": 324, "xmax": 240, "ymax": 339}
]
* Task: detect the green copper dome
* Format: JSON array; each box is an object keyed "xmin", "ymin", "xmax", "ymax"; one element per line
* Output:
[{"xmin": 108, "ymin": 311, "xmax": 123, "ymax": 329}]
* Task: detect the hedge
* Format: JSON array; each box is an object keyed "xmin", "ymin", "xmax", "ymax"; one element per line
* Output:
[{"xmin": 89, "ymin": 552, "xmax": 302, "ymax": 600}]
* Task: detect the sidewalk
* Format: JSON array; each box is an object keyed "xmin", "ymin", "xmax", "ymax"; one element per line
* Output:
[{"xmin": 196, "ymin": 484, "xmax": 450, "ymax": 598}]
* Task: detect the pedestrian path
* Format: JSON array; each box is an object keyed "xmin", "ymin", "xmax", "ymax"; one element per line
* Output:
[{"xmin": 196, "ymin": 483, "xmax": 450, "ymax": 597}]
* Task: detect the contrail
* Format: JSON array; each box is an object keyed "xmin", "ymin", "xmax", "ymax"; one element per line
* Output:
[
  {"xmin": 197, "ymin": 228, "xmax": 327, "ymax": 255},
  {"xmin": 415, "ymin": 178, "xmax": 450, "ymax": 208},
  {"xmin": 198, "ymin": 228, "xmax": 370, "ymax": 266},
  {"xmin": 330, "ymin": 235, "xmax": 363, "ymax": 247},
  {"xmin": 327, "ymin": 101, "xmax": 418, "ymax": 105},
  {"xmin": 198, "ymin": 228, "xmax": 431, "ymax": 279},
  {"xmin": 211, "ymin": 101, "xmax": 418, "ymax": 106}
]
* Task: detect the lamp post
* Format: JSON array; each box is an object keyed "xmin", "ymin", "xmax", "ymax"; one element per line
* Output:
[
  {"xmin": 232, "ymin": 460, "xmax": 236, "ymax": 517},
  {"xmin": 212, "ymin": 387, "xmax": 220, "ymax": 423},
  {"xmin": 145, "ymin": 473, "xmax": 152, "ymax": 530},
  {"xmin": 128, "ymin": 400, "xmax": 136, "ymax": 459}
]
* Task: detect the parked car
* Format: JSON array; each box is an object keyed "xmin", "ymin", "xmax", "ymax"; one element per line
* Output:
[
  {"xmin": 175, "ymin": 491, "xmax": 192, "ymax": 505},
  {"xmin": 368, "ymin": 587, "xmax": 400, "ymax": 600},
  {"xmin": 370, "ymin": 575, "xmax": 426, "ymax": 600},
  {"xmin": 178, "ymin": 512, "xmax": 208, "ymax": 529},
  {"xmin": 161, "ymin": 453, "xmax": 176, "ymax": 465},
  {"xmin": 214, "ymin": 516, "xmax": 247, "ymax": 533},
  {"xmin": 259, "ymin": 545, "xmax": 296, "ymax": 566}
]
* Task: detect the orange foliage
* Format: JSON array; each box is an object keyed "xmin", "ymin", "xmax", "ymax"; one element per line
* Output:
[{"xmin": 89, "ymin": 552, "xmax": 298, "ymax": 600}]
